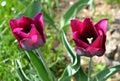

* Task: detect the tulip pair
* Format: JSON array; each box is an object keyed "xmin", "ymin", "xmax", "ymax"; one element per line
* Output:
[{"xmin": 10, "ymin": 13, "xmax": 108, "ymax": 57}]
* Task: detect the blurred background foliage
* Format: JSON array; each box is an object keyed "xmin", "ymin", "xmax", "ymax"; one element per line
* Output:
[
  {"xmin": 105, "ymin": 0, "xmax": 120, "ymax": 5},
  {"xmin": 0, "ymin": 0, "xmax": 120, "ymax": 81}
]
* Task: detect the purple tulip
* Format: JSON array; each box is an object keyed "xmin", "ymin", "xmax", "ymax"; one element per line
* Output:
[
  {"xmin": 10, "ymin": 13, "xmax": 45, "ymax": 50},
  {"xmin": 71, "ymin": 18, "xmax": 108, "ymax": 57}
]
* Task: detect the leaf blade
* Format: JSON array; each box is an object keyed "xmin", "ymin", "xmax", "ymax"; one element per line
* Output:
[
  {"xmin": 74, "ymin": 67, "xmax": 87, "ymax": 81},
  {"xmin": 25, "ymin": 51, "xmax": 53, "ymax": 81},
  {"xmin": 58, "ymin": 31, "xmax": 81, "ymax": 81},
  {"xmin": 16, "ymin": 0, "xmax": 42, "ymax": 18},
  {"xmin": 42, "ymin": 10, "xmax": 57, "ymax": 30},
  {"xmin": 62, "ymin": 31, "xmax": 76, "ymax": 63},
  {"xmin": 93, "ymin": 65, "xmax": 120, "ymax": 81},
  {"xmin": 16, "ymin": 60, "xmax": 30, "ymax": 81}
]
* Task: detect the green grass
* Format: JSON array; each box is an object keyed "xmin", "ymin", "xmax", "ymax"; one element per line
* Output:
[{"xmin": 105, "ymin": 0, "xmax": 120, "ymax": 5}]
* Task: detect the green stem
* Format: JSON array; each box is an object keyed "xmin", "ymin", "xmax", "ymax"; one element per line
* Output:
[{"xmin": 88, "ymin": 57, "xmax": 92, "ymax": 81}]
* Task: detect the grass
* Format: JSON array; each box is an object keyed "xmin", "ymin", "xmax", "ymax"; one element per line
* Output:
[{"xmin": 105, "ymin": 0, "xmax": 120, "ymax": 5}]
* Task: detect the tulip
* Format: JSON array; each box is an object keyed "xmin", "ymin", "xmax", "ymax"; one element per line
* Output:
[
  {"xmin": 10, "ymin": 13, "xmax": 45, "ymax": 50},
  {"xmin": 71, "ymin": 18, "xmax": 108, "ymax": 57}
]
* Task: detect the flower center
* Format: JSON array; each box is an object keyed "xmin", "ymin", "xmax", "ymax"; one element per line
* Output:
[{"xmin": 87, "ymin": 37, "xmax": 93, "ymax": 44}]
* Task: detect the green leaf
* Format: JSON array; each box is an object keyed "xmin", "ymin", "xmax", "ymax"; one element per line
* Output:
[
  {"xmin": 30, "ymin": 0, "xmax": 42, "ymax": 17},
  {"xmin": 16, "ymin": 0, "xmax": 42, "ymax": 18},
  {"xmin": 16, "ymin": 60, "xmax": 30, "ymax": 81},
  {"xmin": 61, "ymin": 0, "xmax": 89, "ymax": 30},
  {"xmin": 25, "ymin": 0, "xmax": 42, "ymax": 18},
  {"xmin": 93, "ymin": 65, "xmax": 120, "ymax": 81},
  {"xmin": 25, "ymin": 51, "xmax": 54, "ymax": 81},
  {"xmin": 35, "ymin": 49, "xmax": 56, "ymax": 81},
  {"xmin": 58, "ymin": 31, "xmax": 80, "ymax": 81},
  {"xmin": 62, "ymin": 31, "xmax": 76, "ymax": 63},
  {"xmin": 88, "ymin": 0, "xmax": 95, "ymax": 14},
  {"xmin": 74, "ymin": 67, "xmax": 87, "ymax": 81},
  {"xmin": 58, "ymin": 56, "xmax": 80, "ymax": 81},
  {"xmin": 42, "ymin": 10, "xmax": 57, "ymax": 30},
  {"xmin": 76, "ymin": 69, "xmax": 87, "ymax": 81}
]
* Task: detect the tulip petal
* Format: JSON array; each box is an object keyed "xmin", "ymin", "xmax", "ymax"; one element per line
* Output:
[
  {"xmin": 18, "ymin": 16, "xmax": 33, "ymax": 32},
  {"xmin": 10, "ymin": 20, "xmax": 18, "ymax": 30},
  {"xmin": 34, "ymin": 13, "xmax": 45, "ymax": 42},
  {"xmin": 81, "ymin": 18, "xmax": 98, "ymax": 39},
  {"xmin": 10, "ymin": 16, "xmax": 33, "ymax": 32},
  {"xmin": 34, "ymin": 13, "xmax": 44, "ymax": 34},
  {"xmin": 86, "ymin": 46, "xmax": 105, "ymax": 56},
  {"xmin": 87, "ymin": 35, "xmax": 106, "ymax": 56},
  {"xmin": 76, "ymin": 46, "xmax": 105, "ymax": 57},
  {"xmin": 91, "ymin": 36, "xmax": 103, "ymax": 48},
  {"xmin": 29, "ymin": 24, "xmax": 44, "ymax": 44},
  {"xmin": 29, "ymin": 24, "xmax": 41, "ymax": 36},
  {"xmin": 20, "ymin": 35, "xmax": 44, "ymax": 50},
  {"xmin": 20, "ymin": 24, "xmax": 44, "ymax": 50},
  {"xmin": 95, "ymin": 19, "xmax": 108, "ymax": 36},
  {"xmin": 72, "ymin": 32, "xmax": 88, "ymax": 48},
  {"xmin": 71, "ymin": 19, "xmax": 83, "ymax": 33},
  {"xmin": 75, "ymin": 46, "xmax": 91, "ymax": 57},
  {"xmin": 94, "ymin": 48, "xmax": 105, "ymax": 56},
  {"xmin": 13, "ymin": 28, "xmax": 29, "ymax": 40}
]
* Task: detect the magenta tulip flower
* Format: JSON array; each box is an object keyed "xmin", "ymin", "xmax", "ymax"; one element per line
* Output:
[
  {"xmin": 71, "ymin": 18, "xmax": 108, "ymax": 57},
  {"xmin": 10, "ymin": 13, "xmax": 46, "ymax": 50}
]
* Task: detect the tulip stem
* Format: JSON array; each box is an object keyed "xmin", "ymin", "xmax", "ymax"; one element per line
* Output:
[{"xmin": 88, "ymin": 57, "xmax": 92, "ymax": 81}]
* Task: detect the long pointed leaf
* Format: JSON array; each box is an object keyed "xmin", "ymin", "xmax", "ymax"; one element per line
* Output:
[
  {"xmin": 88, "ymin": 0, "xmax": 95, "ymax": 14},
  {"xmin": 30, "ymin": 0, "xmax": 42, "ymax": 17},
  {"xmin": 42, "ymin": 10, "xmax": 57, "ymax": 30},
  {"xmin": 25, "ymin": 0, "xmax": 42, "ymax": 18},
  {"xmin": 35, "ymin": 49, "xmax": 56, "ymax": 81},
  {"xmin": 62, "ymin": 31, "xmax": 76, "ymax": 63},
  {"xmin": 61, "ymin": 31, "xmax": 87, "ymax": 81},
  {"xmin": 25, "ymin": 51, "xmax": 53, "ymax": 81},
  {"xmin": 16, "ymin": 0, "xmax": 42, "ymax": 18},
  {"xmin": 58, "ymin": 31, "xmax": 80, "ymax": 81},
  {"xmin": 16, "ymin": 60, "xmax": 30, "ymax": 81},
  {"xmin": 74, "ymin": 67, "xmax": 87, "ymax": 81},
  {"xmin": 58, "ymin": 56, "xmax": 80, "ymax": 81},
  {"xmin": 93, "ymin": 65, "xmax": 120, "ymax": 81}
]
